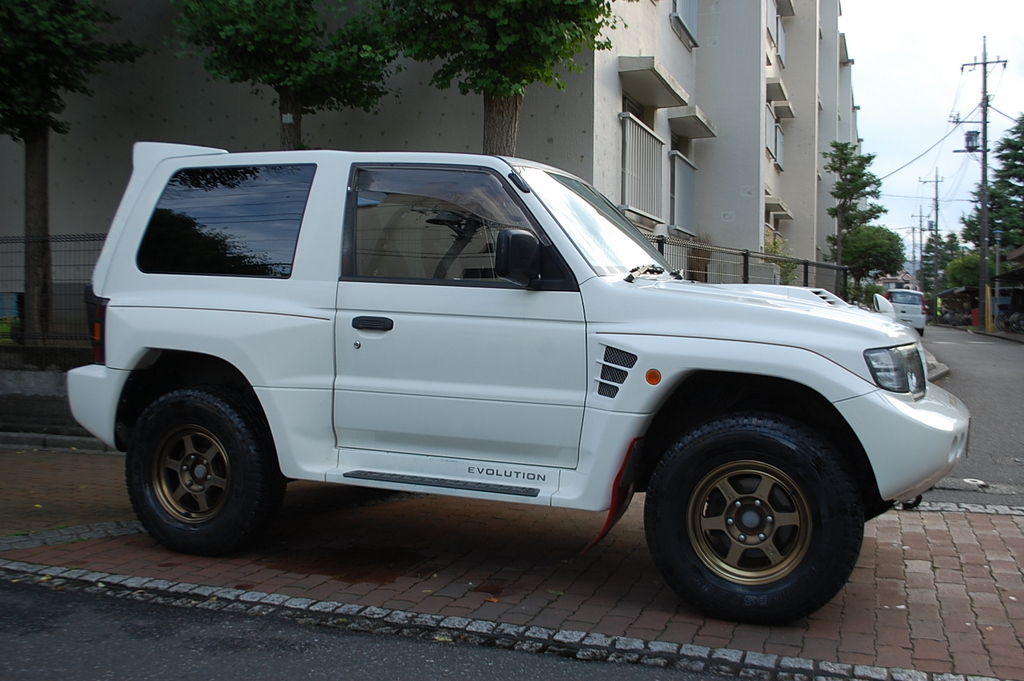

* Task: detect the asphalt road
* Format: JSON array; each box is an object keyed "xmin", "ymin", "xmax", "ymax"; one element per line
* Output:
[
  {"xmin": 0, "ymin": 579, "xmax": 708, "ymax": 681},
  {"xmin": 923, "ymin": 324, "xmax": 1024, "ymax": 506}
]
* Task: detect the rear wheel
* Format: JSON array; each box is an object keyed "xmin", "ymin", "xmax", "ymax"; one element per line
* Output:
[
  {"xmin": 126, "ymin": 388, "xmax": 285, "ymax": 556},
  {"xmin": 644, "ymin": 413, "xmax": 864, "ymax": 624}
]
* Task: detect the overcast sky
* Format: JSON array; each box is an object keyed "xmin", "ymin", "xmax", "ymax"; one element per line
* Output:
[{"xmin": 838, "ymin": 0, "xmax": 1024, "ymax": 258}]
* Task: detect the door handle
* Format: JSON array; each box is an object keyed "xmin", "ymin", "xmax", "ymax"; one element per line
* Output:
[{"xmin": 352, "ymin": 316, "xmax": 394, "ymax": 331}]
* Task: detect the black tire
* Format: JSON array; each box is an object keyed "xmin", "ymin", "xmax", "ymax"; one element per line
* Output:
[
  {"xmin": 644, "ymin": 412, "xmax": 864, "ymax": 624},
  {"xmin": 126, "ymin": 387, "xmax": 286, "ymax": 556}
]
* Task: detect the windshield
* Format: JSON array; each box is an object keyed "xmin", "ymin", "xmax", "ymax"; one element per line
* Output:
[{"xmin": 518, "ymin": 167, "xmax": 672, "ymax": 276}]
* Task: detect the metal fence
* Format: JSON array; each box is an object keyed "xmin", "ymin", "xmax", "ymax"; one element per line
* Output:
[
  {"xmin": 1, "ymin": 234, "xmax": 106, "ymax": 365},
  {"xmin": 647, "ymin": 234, "xmax": 849, "ymax": 297},
  {"xmin": 0, "ymin": 232, "xmax": 849, "ymax": 366}
]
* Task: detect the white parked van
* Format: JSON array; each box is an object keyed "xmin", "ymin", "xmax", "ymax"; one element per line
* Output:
[{"xmin": 888, "ymin": 289, "xmax": 927, "ymax": 336}]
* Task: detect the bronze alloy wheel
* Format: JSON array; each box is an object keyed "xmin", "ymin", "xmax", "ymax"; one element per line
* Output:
[
  {"xmin": 686, "ymin": 460, "xmax": 812, "ymax": 585},
  {"xmin": 152, "ymin": 424, "xmax": 232, "ymax": 524}
]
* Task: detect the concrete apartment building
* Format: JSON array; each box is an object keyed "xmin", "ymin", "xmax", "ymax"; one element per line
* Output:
[{"xmin": 0, "ymin": 0, "xmax": 859, "ymax": 267}]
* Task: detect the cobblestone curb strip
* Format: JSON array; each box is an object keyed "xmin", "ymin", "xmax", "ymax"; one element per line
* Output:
[
  {"xmin": 0, "ymin": 560, "xmax": 1011, "ymax": 681},
  {"xmin": 0, "ymin": 521, "xmax": 143, "ymax": 552}
]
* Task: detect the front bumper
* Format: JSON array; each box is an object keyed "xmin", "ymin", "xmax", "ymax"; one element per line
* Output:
[{"xmin": 835, "ymin": 383, "xmax": 970, "ymax": 502}]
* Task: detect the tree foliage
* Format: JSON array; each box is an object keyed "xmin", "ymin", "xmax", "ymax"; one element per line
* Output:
[
  {"xmin": 960, "ymin": 114, "xmax": 1024, "ymax": 257},
  {"xmin": 920, "ymin": 231, "xmax": 962, "ymax": 294},
  {"xmin": 0, "ymin": 0, "xmax": 143, "ymax": 343},
  {"xmin": 822, "ymin": 141, "xmax": 887, "ymax": 266},
  {"xmin": 0, "ymin": 0, "xmax": 143, "ymax": 139},
  {"xmin": 384, "ymin": 0, "xmax": 628, "ymax": 155},
  {"xmin": 841, "ymin": 224, "xmax": 904, "ymax": 285},
  {"xmin": 173, "ymin": 0, "xmax": 399, "ymax": 149},
  {"xmin": 945, "ymin": 253, "xmax": 982, "ymax": 288}
]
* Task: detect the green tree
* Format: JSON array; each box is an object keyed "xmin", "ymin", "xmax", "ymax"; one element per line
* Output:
[
  {"xmin": 763, "ymin": 235, "xmax": 799, "ymax": 285},
  {"xmin": 384, "ymin": 0, "xmax": 629, "ymax": 155},
  {"xmin": 918, "ymin": 231, "xmax": 961, "ymax": 295},
  {"xmin": 0, "ymin": 0, "xmax": 143, "ymax": 342},
  {"xmin": 173, "ymin": 0, "xmax": 399, "ymax": 149},
  {"xmin": 841, "ymin": 225, "xmax": 904, "ymax": 299},
  {"xmin": 961, "ymin": 115, "xmax": 1024, "ymax": 262},
  {"xmin": 946, "ymin": 252, "xmax": 982, "ymax": 288},
  {"xmin": 862, "ymin": 283, "xmax": 885, "ymax": 307},
  {"xmin": 822, "ymin": 141, "xmax": 887, "ymax": 267}
]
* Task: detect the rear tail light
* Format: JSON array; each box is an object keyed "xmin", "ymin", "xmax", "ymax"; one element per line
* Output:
[{"xmin": 84, "ymin": 287, "xmax": 108, "ymax": 365}]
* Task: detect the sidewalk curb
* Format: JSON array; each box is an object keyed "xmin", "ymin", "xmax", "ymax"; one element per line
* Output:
[
  {"xmin": 0, "ymin": 431, "xmax": 116, "ymax": 453},
  {"xmin": 4, "ymin": 504, "xmax": 1022, "ymax": 681},
  {"xmin": 0, "ymin": 558, "xmax": 1009, "ymax": 681}
]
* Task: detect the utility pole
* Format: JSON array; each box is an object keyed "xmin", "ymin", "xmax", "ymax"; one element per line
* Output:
[
  {"xmin": 962, "ymin": 37, "xmax": 1007, "ymax": 328},
  {"xmin": 911, "ymin": 209, "xmax": 927, "ymax": 290},
  {"xmin": 919, "ymin": 175, "xmax": 941, "ymax": 300}
]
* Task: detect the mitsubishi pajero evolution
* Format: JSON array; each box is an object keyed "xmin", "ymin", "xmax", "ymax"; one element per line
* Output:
[{"xmin": 68, "ymin": 142, "xmax": 970, "ymax": 624}]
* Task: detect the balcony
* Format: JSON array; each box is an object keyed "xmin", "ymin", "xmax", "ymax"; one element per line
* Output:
[
  {"xmin": 618, "ymin": 56, "xmax": 689, "ymax": 109},
  {"xmin": 619, "ymin": 113, "xmax": 665, "ymax": 223}
]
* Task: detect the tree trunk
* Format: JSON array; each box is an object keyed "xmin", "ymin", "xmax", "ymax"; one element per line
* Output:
[
  {"xmin": 278, "ymin": 88, "xmax": 303, "ymax": 150},
  {"xmin": 23, "ymin": 125, "xmax": 53, "ymax": 344},
  {"xmin": 834, "ymin": 211, "xmax": 844, "ymax": 267},
  {"xmin": 483, "ymin": 93, "xmax": 524, "ymax": 156}
]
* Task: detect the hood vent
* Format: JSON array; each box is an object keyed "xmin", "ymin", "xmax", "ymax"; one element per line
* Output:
[{"xmin": 597, "ymin": 345, "xmax": 638, "ymax": 398}]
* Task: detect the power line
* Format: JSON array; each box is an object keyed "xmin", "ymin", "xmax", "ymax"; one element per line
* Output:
[
  {"xmin": 989, "ymin": 104, "xmax": 1018, "ymax": 122},
  {"xmin": 877, "ymin": 125, "xmax": 963, "ymax": 180}
]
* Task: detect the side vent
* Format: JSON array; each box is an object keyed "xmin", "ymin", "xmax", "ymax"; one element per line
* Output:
[{"xmin": 597, "ymin": 346, "xmax": 638, "ymax": 398}]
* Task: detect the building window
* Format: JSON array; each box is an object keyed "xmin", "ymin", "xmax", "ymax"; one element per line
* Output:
[
  {"xmin": 774, "ymin": 123, "xmax": 785, "ymax": 171},
  {"xmin": 776, "ymin": 15, "xmax": 787, "ymax": 67},
  {"xmin": 764, "ymin": 105, "xmax": 785, "ymax": 171},
  {"xmin": 671, "ymin": 0, "xmax": 698, "ymax": 49}
]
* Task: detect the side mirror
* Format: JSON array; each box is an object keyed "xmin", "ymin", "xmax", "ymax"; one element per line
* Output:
[
  {"xmin": 872, "ymin": 293, "xmax": 897, "ymax": 319},
  {"xmin": 495, "ymin": 229, "xmax": 540, "ymax": 288}
]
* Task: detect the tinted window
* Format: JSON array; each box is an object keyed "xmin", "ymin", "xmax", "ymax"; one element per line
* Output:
[
  {"xmin": 890, "ymin": 290, "xmax": 922, "ymax": 305},
  {"xmin": 137, "ymin": 165, "xmax": 315, "ymax": 277},
  {"xmin": 350, "ymin": 166, "xmax": 532, "ymax": 282}
]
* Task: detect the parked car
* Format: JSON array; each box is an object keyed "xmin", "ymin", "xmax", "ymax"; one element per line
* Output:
[
  {"xmin": 887, "ymin": 289, "xmax": 927, "ymax": 336},
  {"xmin": 68, "ymin": 143, "xmax": 970, "ymax": 625}
]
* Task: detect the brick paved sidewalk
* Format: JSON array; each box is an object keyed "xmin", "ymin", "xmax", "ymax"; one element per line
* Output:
[{"xmin": 2, "ymin": 447, "xmax": 1023, "ymax": 680}]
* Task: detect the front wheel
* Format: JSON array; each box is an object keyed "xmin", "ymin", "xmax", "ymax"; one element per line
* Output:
[
  {"xmin": 644, "ymin": 413, "xmax": 864, "ymax": 624},
  {"xmin": 126, "ymin": 388, "xmax": 286, "ymax": 556}
]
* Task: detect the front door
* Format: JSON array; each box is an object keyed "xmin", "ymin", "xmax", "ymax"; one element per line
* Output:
[{"xmin": 333, "ymin": 165, "xmax": 587, "ymax": 470}]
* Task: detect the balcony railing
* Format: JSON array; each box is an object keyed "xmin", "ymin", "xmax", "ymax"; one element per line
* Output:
[
  {"xmin": 619, "ymin": 112, "xmax": 665, "ymax": 223},
  {"xmin": 668, "ymin": 151, "xmax": 697, "ymax": 235}
]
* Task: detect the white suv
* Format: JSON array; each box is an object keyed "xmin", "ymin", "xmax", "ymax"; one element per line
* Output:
[{"xmin": 68, "ymin": 143, "xmax": 969, "ymax": 625}]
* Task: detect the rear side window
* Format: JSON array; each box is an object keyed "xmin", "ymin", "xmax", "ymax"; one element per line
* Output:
[{"xmin": 137, "ymin": 164, "xmax": 315, "ymax": 277}]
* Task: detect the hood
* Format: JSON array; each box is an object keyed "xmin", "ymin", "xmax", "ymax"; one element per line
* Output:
[{"xmin": 581, "ymin": 276, "xmax": 918, "ymax": 385}]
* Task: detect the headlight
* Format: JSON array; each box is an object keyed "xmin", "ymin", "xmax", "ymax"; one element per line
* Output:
[{"xmin": 864, "ymin": 344, "xmax": 927, "ymax": 398}]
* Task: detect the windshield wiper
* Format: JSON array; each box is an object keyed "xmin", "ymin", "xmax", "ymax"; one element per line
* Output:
[{"xmin": 625, "ymin": 263, "xmax": 681, "ymax": 282}]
